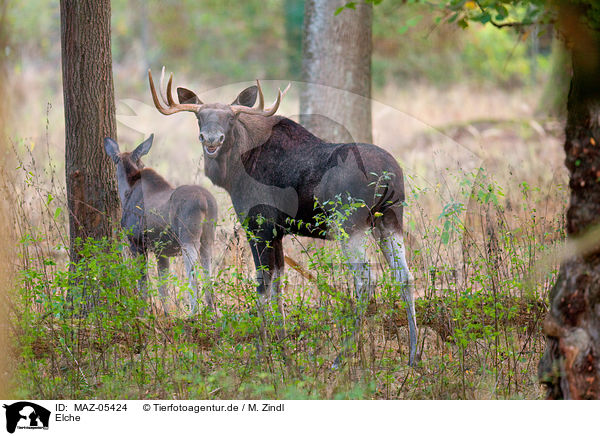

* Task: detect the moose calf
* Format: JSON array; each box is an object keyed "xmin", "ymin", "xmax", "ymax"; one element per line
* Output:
[{"xmin": 104, "ymin": 134, "xmax": 217, "ymax": 314}]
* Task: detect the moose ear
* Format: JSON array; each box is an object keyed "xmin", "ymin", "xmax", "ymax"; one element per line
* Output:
[
  {"xmin": 103, "ymin": 137, "xmax": 121, "ymax": 163},
  {"xmin": 231, "ymin": 85, "xmax": 257, "ymax": 107},
  {"xmin": 132, "ymin": 134, "xmax": 154, "ymax": 161},
  {"xmin": 177, "ymin": 87, "xmax": 202, "ymax": 105}
]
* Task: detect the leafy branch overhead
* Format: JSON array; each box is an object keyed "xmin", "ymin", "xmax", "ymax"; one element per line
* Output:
[
  {"xmin": 445, "ymin": 0, "xmax": 550, "ymax": 29},
  {"xmin": 455, "ymin": 0, "xmax": 600, "ymax": 30},
  {"xmin": 339, "ymin": 0, "xmax": 600, "ymax": 31}
]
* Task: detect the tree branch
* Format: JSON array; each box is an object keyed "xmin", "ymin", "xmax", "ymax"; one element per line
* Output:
[{"xmin": 473, "ymin": 0, "xmax": 553, "ymax": 29}]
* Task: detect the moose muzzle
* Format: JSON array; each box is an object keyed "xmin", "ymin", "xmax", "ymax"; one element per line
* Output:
[{"xmin": 200, "ymin": 131, "xmax": 225, "ymax": 156}]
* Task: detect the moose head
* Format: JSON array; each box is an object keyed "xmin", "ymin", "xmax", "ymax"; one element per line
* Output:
[{"xmin": 148, "ymin": 67, "xmax": 290, "ymax": 158}]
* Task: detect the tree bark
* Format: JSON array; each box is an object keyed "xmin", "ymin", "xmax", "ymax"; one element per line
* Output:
[
  {"xmin": 300, "ymin": 0, "xmax": 372, "ymax": 144},
  {"xmin": 60, "ymin": 1, "xmax": 119, "ymax": 266},
  {"xmin": 538, "ymin": 4, "xmax": 600, "ymax": 399}
]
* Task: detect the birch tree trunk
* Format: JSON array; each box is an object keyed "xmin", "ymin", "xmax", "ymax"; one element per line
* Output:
[{"xmin": 300, "ymin": 0, "xmax": 372, "ymax": 144}]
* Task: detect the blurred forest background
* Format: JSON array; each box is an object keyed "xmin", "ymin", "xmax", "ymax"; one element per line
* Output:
[
  {"xmin": 9, "ymin": 0, "xmax": 556, "ymax": 85},
  {"xmin": 7, "ymin": 0, "xmax": 563, "ymax": 145},
  {"xmin": 3, "ymin": 0, "xmax": 573, "ymax": 399}
]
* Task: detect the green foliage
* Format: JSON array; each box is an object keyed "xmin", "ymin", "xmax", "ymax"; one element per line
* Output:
[
  {"xmin": 371, "ymin": 1, "xmax": 549, "ymax": 87},
  {"xmin": 114, "ymin": 0, "xmax": 289, "ymax": 84},
  {"xmin": 9, "ymin": 0, "xmax": 554, "ymax": 89},
  {"xmin": 9, "ymin": 168, "xmax": 561, "ymax": 399},
  {"xmin": 6, "ymin": 0, "xmax": 59, "ymax": 60},
  {"xmin": 444, "ymin": 0, "xmax": 548, "ymax": 28},
  {"xmin": 424, "ymin": 0, "xmax": 599, "ymax": 31},
  {"xmin": 283, "ymin": 0, "xmax": 305, "ymax": 80},
  {"xmin": 462, "ymin": 25, "xmax": 537, "ymax": 86}
]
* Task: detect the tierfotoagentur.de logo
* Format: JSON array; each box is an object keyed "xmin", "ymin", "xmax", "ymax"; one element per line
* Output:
[{"xmin": 3, "ymin": 402, "xmax": 50, "ymax": 434}]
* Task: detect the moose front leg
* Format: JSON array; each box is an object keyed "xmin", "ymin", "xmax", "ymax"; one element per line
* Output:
[
  {"xmin": 248, "ymin": 235, "xmax": 284, "ymax": 310},
  {"xmin": 248, "ymin": 233, "xmax": 288, "ymax": 355}
]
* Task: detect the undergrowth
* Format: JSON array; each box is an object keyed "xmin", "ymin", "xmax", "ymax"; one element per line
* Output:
[{"xmin": 6, "ymin": 147, "xmax": 564, "ymax": 399}]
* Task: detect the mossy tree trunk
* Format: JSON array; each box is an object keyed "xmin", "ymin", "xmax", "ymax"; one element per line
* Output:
[{"xmin": 538, "ymin": 3, "xmax": 600, "ymax": 400}]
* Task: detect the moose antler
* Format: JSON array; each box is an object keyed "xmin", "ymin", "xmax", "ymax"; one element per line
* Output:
[
  {"xmin": 148, "ymin": 67, "xmax": 204, "ymax": 115},
  {"xmin": 231, "ymin": 80, "xmax": 291, "ymax": 117},
  {"xmin": 149, "ymin": 67, "xmax": 290, "ymax": 117}
]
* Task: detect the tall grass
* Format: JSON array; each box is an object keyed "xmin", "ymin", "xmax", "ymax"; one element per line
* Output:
[{"xmin": 6, "ymin": 125, "xmax": 565, "ymax": 399}]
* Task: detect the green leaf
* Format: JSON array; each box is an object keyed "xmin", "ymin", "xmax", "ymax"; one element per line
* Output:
[
  {"xmin": 478, "ymin": 11, "xmax": 492, "ymax": 24},
  {"xmin": 334, "ymin": 2, "xmax": 356, "ymax": 16},
  {"xmin": 54, "ymin": 207, "xmax": 62, "ymax": 221},
  {"xmin": 494, "ymin": 4, "xmax": 509, "ymax": 20},
  {"xmin": 406, "ymin": 15, "xmax": 422, "ymax": 27}
]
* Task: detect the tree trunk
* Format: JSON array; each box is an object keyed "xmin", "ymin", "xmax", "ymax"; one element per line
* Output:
[
  {"xmin": 300, "ymin": 0, "xmax": 372, "ymax": 144},
  {"xmin": 60, "ymin": 1, "xmax": 119, "ymax": 267},
  {"xmin": 538, "ymin": 5, "xmax": 600, "ymax": 399}
]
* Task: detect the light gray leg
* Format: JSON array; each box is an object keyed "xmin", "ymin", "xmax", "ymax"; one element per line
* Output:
[
  {"xmin": 340, "ymin": 229, "xmax": 372, "ymax": 302},
  {"xmin": 199, "ymin": 243, "xmax": 215, "ymax": 311},
  {"xmin": 267, "ymin": 264, "xmax": 285, "ymax": 320},
  {"xmin": 379, "ymin": 228, "xmax": 417, "ymax": 366},
  {"xmin": 157, "ymin": 255, "xmax": 170, "ymax": 316},
  {"xmin": 268, "ymin": 266, "xmax": 283, "ymax": 301},
  {"xmin": 181, "ymin": 243, "xmax": 200, "ymax": 314},
  {"xmin": 332, "ymin": 229, "xmax": 371, "ymax": 369}
]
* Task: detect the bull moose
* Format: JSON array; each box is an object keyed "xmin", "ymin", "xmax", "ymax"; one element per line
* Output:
[{"xmin": 148, "ymin": 68, "xmax": 418, "ymax": 365}]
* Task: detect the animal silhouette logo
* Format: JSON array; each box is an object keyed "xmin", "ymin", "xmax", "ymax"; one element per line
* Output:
[{"xmin": 3, "ymin": 402, "xmax": 50, "ymax": 434}]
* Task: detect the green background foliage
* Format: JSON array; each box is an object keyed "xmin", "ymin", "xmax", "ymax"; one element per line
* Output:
[{"xmin": 7, "ymin": 0, "xmax": 554, "ymax": 89}]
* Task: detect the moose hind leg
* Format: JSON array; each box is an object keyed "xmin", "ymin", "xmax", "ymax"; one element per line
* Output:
[
  {"xmin": 341, "ymin": 229, "xmax": 372, "ymax": 302},
  {"xmin": 199, "ymin": 230, "xmax": 216, "ymax": 311},
  {"xmin": 332, "ymin": 228, "xmax": 371, "ymax": 369},
  {"xmin": 181, "ymin": 243, "xmax": 200, "ymax": 314},
  {"xmin": 378, "ymin": 224, "xmax": 417, "ymax": 366}
]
